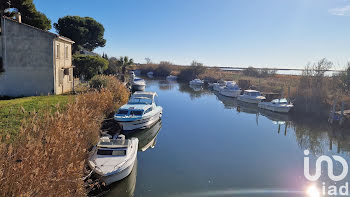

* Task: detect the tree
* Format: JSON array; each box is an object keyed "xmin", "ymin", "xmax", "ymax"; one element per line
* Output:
[
  {"xmin": 145, "ymin": 57, "xmax": 152, "ymax": 64},
  {"xmin": 72, "ymin": 55, "xmax": 108, "ymax": 80},
  {"xmin": 1, "ymin": 0, "xmax": 51, "ymax": 30},
  {"xmin": 54, "ymin": 16, "xmax": 106, "ymax": 53},
  {"xmin": 118, "ymin": 56, "xmax": 134, "ymax": 75},
  {"xmin": 104, "ymin": 57, "xmax": 119, "ymax": 75}
]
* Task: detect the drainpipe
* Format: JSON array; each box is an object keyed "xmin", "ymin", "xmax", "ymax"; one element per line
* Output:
[{"xmin": 53, "ymin": 39, "xmax": 56, "ymax": 95}]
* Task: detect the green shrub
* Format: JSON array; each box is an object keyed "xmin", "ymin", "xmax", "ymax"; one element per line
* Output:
[
  {"xmin": 73, "ymin": 55, "xmax": 109, "ymax": 80},
  {"xmin": 178, "ymin": 61, "xmax": 206, "ymax": 81}
]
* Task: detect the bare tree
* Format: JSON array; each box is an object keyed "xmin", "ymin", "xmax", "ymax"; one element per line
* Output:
[{"xmin": 145, "ymin": 57, "xmax": 152, "ymax": 64}]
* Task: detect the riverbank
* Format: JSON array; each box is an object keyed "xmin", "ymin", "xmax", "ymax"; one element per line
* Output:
[{"xmin": 0, "ymin": 76, "xmax": 129, "ymax": 196}]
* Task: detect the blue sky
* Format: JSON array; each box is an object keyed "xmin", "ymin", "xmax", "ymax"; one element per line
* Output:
[{"xmin": 34, "ymin": 0, "xmax": 350, "ymax": 69}]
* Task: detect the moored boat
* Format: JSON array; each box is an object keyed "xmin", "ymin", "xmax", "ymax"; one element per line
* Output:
[
  {"xmin": 258, "ymin": 98, "xmax": 293, "ymax": 113},
  {"xmin": 166, "ymin": 75, "xmax": 177, "ymax": 81},
  {"xmin": 132, "ymin": 78, "xmax": 146, "ymax": 91},
  {"xmin": 147, "ymin": 72, "xmax": 154, "ymax": 78},
  {"xmin": 114, "ymin": 91, "xmax": 162, "ymax": 131},
  {"xmin": 212, "ymin": 80, "xmax": 227, "ymax": 91},
  {"xmin": 88, "ymin": 135, "xmax": 138, "ymax": 185},
  {"xmin": 189, "ymin": 79, "xmax": 204, "ymax": 86},
  {"xmin": 237, "ymin": 90, "xmax": 266, "ymax": 104},
  {"xmin": 219, "ymin": 81, "xmax": 241, "ymax": 98}
]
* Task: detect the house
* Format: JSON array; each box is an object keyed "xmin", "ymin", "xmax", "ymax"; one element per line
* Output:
[{"xmin": 0, "ymin": 13, "xmax": 75, "ymax": 97}]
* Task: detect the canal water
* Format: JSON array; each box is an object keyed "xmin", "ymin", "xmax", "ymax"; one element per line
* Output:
[{"xmin": 105, "ymin": 79, "xmax": 350, "ymax": 197}]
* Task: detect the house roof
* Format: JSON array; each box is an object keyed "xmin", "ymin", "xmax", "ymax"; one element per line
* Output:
[{"xmin": 1, "ymin": 16, "xmax": 75, "ymax": 44}]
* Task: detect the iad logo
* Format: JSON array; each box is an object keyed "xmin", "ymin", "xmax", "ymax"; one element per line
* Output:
[
  {"xmin": 304, "ymin": 150, "xmax": 349, "ymax": 196},
  {"xmin": 304, "ymin": 150, "xmax": 348, "ymax": 181}
]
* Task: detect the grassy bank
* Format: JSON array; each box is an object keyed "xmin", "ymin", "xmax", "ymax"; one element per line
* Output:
[
  {"xmin": 0, "ymin": 95, "xmax": 72, "ymax": 137},
  {"xmin": 0, "ymin": 75, "xmax": 129, "ymax": 196}
]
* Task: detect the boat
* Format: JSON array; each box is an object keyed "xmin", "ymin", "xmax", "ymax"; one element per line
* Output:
[
  {"xmin": 147, "ymin": 71, "xmax": 154, "ymax": 78},
  {"xmin": 219, "ymin": 81, "xmax": 241, "ymax": 98},
  {"xmin": 258, "ymin": 98, "xmax": 293, "ymax": 113},
  {"xmin": 237, "ymin": 90, "xmax": 266, "ymax": 104},
  {"xmin": 88, "ymin": 135, "xmax": 138, "ymax": 185},
  {"xmin": 114, "ymin": 91, "xmax": 162, "ymax": 131},
  {"xmin": 189, "ymin": 84, "xmax": 203, "ymax": 91},
  {"xmin": 212, "ymin": 80, "xmax": 227, "ymax": 91},
  {"xmin": 166, "ymin": 75, "xmax": 177, "ymax": 81},
  {"xmin": 132, "ymin": 78, "xmax": 146, "ymax": 91},
  {"xmin": 189, "ymin": 79, "xmax": 204, "ymax": 86}
]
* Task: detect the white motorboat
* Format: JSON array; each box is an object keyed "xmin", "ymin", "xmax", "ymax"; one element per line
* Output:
[
  {"xmin": 237, "ymin": 90, "xmax": 266, "ymax": 104},
  {"xmin": 258, "ymin": 98, "xmax": 293, "ymax": 113},
  {"xmin": 132, "ymin": 78, "xmax": 146, "ymax": 91},
  {"xmin": 88, "ymin": 135, "xmax": 138, "ymax": 185},
  {"xmin": 212, "ymin": 80, "xmax": 227, "ymax": 91},
  {"xmin": 114, "ymin": 91, "xmax": 162, "ymax": 131},
  {"xmin": 147, "ymin": 72, "xmax": 154, "ymax": 78},
  {"xmin": 189, "ymin": 79, "xmax": 204, "ymax": 86},
  {"xmin": 166, "ymin": 75, "xmax": 177, "ymax": 81},
  {"xmin": 219, "ymin": 81, "xmax": 241, "ymax": 98},
  {"xmin": 189, "ymin": 84, "xmax": 203, "ymax": 91}
]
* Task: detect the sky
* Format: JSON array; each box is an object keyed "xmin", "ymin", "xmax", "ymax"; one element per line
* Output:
[{"xmin": 34, "ymin": 0, "xmax": 350, "ymax": 69}]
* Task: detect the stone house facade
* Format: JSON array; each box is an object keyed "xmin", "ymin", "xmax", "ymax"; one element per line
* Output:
[{"xmin": 0, "ymin": 15, "xmax": 75, "ymax": 97}]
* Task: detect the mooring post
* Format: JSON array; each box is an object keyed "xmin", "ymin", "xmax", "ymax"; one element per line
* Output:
[
  {"xmin": 328, "ymin": 99, "xmax": 337, "ymax": 124},
  {"xmin": 340, "ymin": 101, "xmax": 344, "ymax": 126},
  {"xmin": 288, "ymin": 86, "xmax": 290, "ymax": 104}
]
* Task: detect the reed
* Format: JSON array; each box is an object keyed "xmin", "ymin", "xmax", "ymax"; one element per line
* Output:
[{"xmin": 0, "ymin": 76, "xmax": 129, "ymax": 196}]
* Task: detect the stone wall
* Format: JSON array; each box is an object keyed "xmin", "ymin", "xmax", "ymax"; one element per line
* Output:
[{"xmin": 0, "ymin": 17, "xmax": 55, "ymax": 97}]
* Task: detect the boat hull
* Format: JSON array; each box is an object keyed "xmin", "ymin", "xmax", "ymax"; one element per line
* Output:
[
  {"xmin": 132, "ymin": 84, "xmax": 146, "ymax": 91},
  {"xmin": 219, "ymin": 89, "xmax": 241, "ymax": 98},
  {"xmin": 118, "ymin": 110, "xmax": 162, "ymax": 131},
  {"xmin": 101, "ymin": 160, "xmax": 136, "ymax": 185},
  {"xmin": 258, "ymin": 103, "xmax": 292, "ymax": 113},
  {"xmin": 237, "ymin": 96, "xmax": 264, "ymax": 104}
]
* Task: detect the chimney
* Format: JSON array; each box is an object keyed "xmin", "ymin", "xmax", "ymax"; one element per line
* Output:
[{"xmin": 15, "ymin": 12, "xmax": 22, "ymax": 23}]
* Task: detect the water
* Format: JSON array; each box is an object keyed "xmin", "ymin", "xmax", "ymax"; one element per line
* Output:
[{"xmin": 105, "ymin": 79, "xmax": 350, "ymax": 197}]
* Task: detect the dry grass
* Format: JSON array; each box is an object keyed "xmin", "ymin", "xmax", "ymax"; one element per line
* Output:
[{"xmin": 0, "ymin": 76, "xmax": 129, "ymax": 196}]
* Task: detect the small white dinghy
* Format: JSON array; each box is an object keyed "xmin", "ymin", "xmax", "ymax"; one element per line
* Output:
[
  {"xmin": 88, "ymin": 135, "xmax": 138, "ymax": 185},
  {"xmin": 258, "ymin": 98, "xmax": 293, "ymax": 113},
  {"xmin": 189, "ymin": 79, "xmax": 204, "ymax": 86}
]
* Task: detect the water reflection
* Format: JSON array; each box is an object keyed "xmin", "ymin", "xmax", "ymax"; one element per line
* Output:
[
  {"xmin": 126, "ymin": 120, "xmax": 162, "ymax": 152},
  {"xmin": 158, "ymin": 80, "xmax": 176, "ymax": 91},
  {"xmin": 103, "ymin": 160, "xmax": 138, "ymax": 197},
  {"xmin": 127, "ymin": 81, "xmax": 350, "ymax": 197}
]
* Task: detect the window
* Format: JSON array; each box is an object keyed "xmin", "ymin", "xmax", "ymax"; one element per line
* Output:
[
  {"xmin": 56, "ymin": 43, "xmax": 60, "ymax": 59},
  {"xmin": 59, "ymin": 69, "xmax": 64, "ymax": 85},
  {"xmin": 64, "ymin": 45, "xmax": 69, "ymax": 59},
  {"xmin": 97, "ymin": 149, "xmax": 126, "ymax": 156},
  {"xmin": 130, "ymin": 110, "xmax": 143, "ymax": 116},
  {"xmin": 144, "ymin": 107, "xmax": 153, "ymax": 114},
  {"xmin": 117, "ymin": 110, "xmax": 129, "ymax": 115}
]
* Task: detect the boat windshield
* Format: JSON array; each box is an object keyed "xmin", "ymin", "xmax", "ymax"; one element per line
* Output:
[
  {"xmin": 272, "ymin": 99, "xmax": 288, "ymax": 104},
  {"xmin": 97, "ymin": 149, "xmax": 126, "ymax": 156},
  {"xmin": 246, "ymin": 91, "xmax": 260, "ymax": 96},
  {"xmin": 128, "ymin": 98, "xmax": 152, "ymax": 104},
  {"xmin": 117, "ymin": 110, "xmax": 129, "ymax": 115},
  {"xmin": 130, "ymin": 110, "xmax": 143, "ymax": 116}
]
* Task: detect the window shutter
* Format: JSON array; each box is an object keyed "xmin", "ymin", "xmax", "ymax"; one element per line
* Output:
[{"xmin": 59, "ymin": 69, "xmax": 64, "ymax": 85}]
